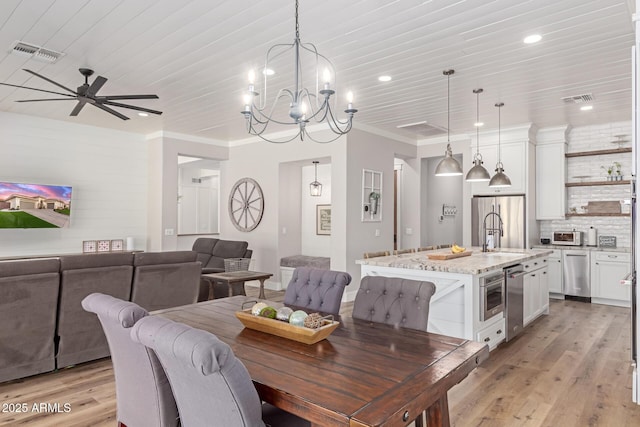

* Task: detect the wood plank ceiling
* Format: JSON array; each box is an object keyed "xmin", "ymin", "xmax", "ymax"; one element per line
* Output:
[{"xmin": 0, "ymin": 0, "xmax": 634, "ymax": 142}]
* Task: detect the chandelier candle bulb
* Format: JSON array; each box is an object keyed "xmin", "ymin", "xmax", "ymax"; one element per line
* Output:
[{"xmin": 323, "ymin": 68, "xmax": 331, "ymax": 88}]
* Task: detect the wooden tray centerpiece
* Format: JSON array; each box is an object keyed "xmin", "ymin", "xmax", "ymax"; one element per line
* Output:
[
  {"xmin": 426, "ymin": 251, "xmax": 472, "ymax": 260},
  {"xmin": 235, "ymin": 309, "xmax": 339, "ymax": 344}
]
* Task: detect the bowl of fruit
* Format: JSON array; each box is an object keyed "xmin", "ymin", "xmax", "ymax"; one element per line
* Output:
[{"xmin": 235, "ymin": 302, "xmax": 340, "ymax": 344}]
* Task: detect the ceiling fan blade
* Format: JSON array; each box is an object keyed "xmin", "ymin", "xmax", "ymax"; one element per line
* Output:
[
  {"xmin": 86, "ymin": 76, "xmax": 107, "ymax": 97},
  {"xmin": 15, "ymin": 98, "xmax": 78, "ymax": 102},
  {"xmin": 92, "ymin": 102, "xmax": 130, "ymax": 120},
  {"xmin": 101, "ymin": 100, "xmax": 163, "ymax": 115},
  {"xmin": 99, "ymin": 94, "xmax": 159, "ymax": 100},
  {"xmin": 70, "ymin": 101, "xmax": 87, "ymax": 116},
  {"xmin": 0, "ymin": 82, "xmax": 76, "ymax": 98},
  {"xmin": 23, "ymin": 69, "xmax": 77, "ymax": 94}
]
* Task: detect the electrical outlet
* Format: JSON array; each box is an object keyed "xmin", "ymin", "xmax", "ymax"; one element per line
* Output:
[
  {"xmin": 164, "ymin": 228, "xmax": 174, "ymax": 236},
  {"xmin": 405, "ymin": 227, "xmax": 413, "ymax": 235},
  {"xmin": 375, "ymin": 229, "xmax": 380, "ymax": 237}
]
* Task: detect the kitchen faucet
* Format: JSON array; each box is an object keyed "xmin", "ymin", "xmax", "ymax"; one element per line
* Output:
[{"xmin": 482, "ymin": 211, "xmax": 504, "ymax": 252}]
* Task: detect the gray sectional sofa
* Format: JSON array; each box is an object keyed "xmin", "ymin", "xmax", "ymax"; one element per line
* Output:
[
  {"xmin": 192, "ymin": 238, "xmax": 253, "ymax": 300},
  {"xmin": 0, "ymin": 250, "xmax": 201, "ymax": 383}
]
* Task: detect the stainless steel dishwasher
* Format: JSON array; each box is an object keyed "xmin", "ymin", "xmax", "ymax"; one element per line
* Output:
[
  {"xmin": 563, "ymin": 249, "xmax": 590, "ymax": 300},
  {"xmin": 505, "ymin": 264, "xmax": 525, "ymax": 342}
]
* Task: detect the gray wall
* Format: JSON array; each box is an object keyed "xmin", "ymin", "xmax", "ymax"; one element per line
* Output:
[{"xmin": 421, "ymin": 154, "xmax": 464, "ymax": 247}]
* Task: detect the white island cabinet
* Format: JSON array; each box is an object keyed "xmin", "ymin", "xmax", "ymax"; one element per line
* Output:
[
  {"xmin": 522, "ymin": 258, "xmax": 549, "ymax": 326},
  {"xmin": 357, "ymin": 248, "xmax": 552, "ymax": 350}
]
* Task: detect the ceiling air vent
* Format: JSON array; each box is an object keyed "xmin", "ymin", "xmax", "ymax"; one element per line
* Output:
[
  {"xmin": 396, "ymin": 121, "xmax": 447, "ymax": 137},
  {"xmin": 9, "ymin": 41, "xmax": 64, "ymax": 63},
  {"xmin": 561, "ymin": 93, "xmax": 594, "ymax": 104}
]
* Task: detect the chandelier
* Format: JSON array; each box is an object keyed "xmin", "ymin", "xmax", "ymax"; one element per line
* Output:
[{"xmin": 241, "ymin": 0, "xmax": 357, "ymax": 143}]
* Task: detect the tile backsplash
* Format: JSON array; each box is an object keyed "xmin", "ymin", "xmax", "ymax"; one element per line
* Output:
[{"xmin": 538, "ymin": 121, "xmax": 632, "ymax": 248}]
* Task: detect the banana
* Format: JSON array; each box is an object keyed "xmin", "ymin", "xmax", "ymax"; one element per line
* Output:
[{"xmin": 451, "ymin": 244, "xmax": 466, "ymax": 254}]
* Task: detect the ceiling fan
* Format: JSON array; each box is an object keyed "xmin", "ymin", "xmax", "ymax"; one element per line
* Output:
[{"xmin": 0, "ymin": 68, "xmax": 162, "ymax": 120}]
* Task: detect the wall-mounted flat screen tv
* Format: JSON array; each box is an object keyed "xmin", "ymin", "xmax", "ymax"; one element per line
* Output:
[{"xmin": 0, "ymin": 182, "xmax": 72, "ymax": 228}]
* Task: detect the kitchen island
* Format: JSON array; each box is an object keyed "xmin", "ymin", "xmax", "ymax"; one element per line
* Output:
[{"xmin": 356, "ymin": 247, "xmax": 553, "ymax": 349}]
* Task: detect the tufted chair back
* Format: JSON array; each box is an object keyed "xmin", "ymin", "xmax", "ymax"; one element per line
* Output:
[
  {"xmin": 82, "ymin": 293, "xmax": 179, "ymax": 427},
  {"xmin": 130, "ymin": 316, "xmax": 310, "ymax": 427},
  {"xmin": 283, "ymin": 267, "xmax": 351, "ymax": 315},
  {"xmin": 352, "ymin": 276, "xmax": 436, "ymax": 331}
]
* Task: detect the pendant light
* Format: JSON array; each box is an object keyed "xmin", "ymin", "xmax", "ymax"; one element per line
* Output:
[
  {"xmin": 309, "ymin": 161, "xmax": 322, "ymax": 196},
  {"xmin": 488, "ymin": 102, "xmax": 511, "ymax": 188},
  {"xmin": 435, "ymin": 69, "xmax": 463, "ymax": 176},
  {"xmin": 465, "ymin": 88, "xmax": 491, "ymax": 182}
]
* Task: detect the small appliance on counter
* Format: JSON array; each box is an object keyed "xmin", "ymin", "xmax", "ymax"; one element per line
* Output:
[
  {"xmin": 552, "ymin": 230, "xmax": 583, "ymax": 246},
  {"xmin": 540, "ymin": 238, "xmax": 551, "ymax": 245},
  {"xmin": 587, "ymin": 227, "xmax": 597, "ymax": 247}
]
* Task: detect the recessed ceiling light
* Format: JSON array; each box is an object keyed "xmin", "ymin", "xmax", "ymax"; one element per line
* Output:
[
  {"xmin": 138, "ymin": 112, "xmax": 149, "ymax": 117},
  {"xmin": 378, "ymin": 75, "xmax": 392, "ymax": 82},
  {"xmin": 524, "ymin": 34, "xmax": 542, "ymax": 44},
  {"xmin": 474, "ymin": 121, "xmax": 484, "ymax": 127},
  {"xmin": 580, "ymin": 105, "xmax": 593, "ymax": 111}
]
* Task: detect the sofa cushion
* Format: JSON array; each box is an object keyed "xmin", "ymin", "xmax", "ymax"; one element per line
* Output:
[
  {"xmin": 134, "ymin": 251, "xmax": 197, "ymax": 266},
  {"xmin": 192, "ymin": 238, "xmax": 218, "ymax": 267},
  {"xmin": 205, "ymin": 240, "xmax": 249, "ymax": 270},
  {"xmin": 0, "ymin": 259, "xmax": 60, "ymax": 382}
]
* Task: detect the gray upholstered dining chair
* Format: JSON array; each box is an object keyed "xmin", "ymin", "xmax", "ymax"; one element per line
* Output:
[
  {"xmin": 130, "ymin": 316, "xmax": 310, "ymax": 427},
  {"xmin": 283, "ymin": 267, "xmax": 351, "ymax": 315},
  {"xmin": 352, "ymin": 275, "xmax": 436, "ymax": 427},
  {"xmin": 81, "ymin": 293, "xmax": 179, "ymax": 427}
]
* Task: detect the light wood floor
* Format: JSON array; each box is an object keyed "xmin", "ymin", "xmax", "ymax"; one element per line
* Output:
[{"xmin": 2, "ymin": 290, "xmax": 640, "ymax": 426}]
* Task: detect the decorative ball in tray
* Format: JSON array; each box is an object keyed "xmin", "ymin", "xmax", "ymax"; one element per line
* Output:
[{"xmin": 235, "ymin": 302, "xmax": 339, "ymax": 344}]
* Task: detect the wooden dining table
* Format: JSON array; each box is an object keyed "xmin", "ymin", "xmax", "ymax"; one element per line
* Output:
[{"xmin": 153, "ymin": 296, "xmax": 489, "ymax": 427}]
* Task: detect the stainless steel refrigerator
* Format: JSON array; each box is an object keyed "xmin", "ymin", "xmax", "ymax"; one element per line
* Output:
[
  {"xmin": 631, "ymin": 22, "xmax": 639, "ymax": 403},
  {"xmin": 471, "ymin": 195, "xmax": 526, "ymax": 249}
]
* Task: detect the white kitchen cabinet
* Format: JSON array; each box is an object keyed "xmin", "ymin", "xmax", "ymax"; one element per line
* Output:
[
  {"xmin": 535, "ymin": 141, "xmax": 566, "ymax": 219},
  {"xmin": 471, "ymin": 141, "xmax": 526, "ymax": 195},
  {"xmin": 523, "ymin": 259, "xmax": 549, "ymax": 326},
  {"xmin": 591, "ymin": 251, "xmax": 631, "ymax": 307},
  {"xmin": 547, "ymin": 249, "xmax": 563, "ymax": 296}
]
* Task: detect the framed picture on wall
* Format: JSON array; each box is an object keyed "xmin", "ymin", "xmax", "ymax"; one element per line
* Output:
[{"xmin": 316, "ymin": 204, "xmax": 331, "ymax": 235}]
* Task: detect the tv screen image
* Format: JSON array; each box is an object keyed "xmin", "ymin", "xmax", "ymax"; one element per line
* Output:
[{"xmin": 0, "ymin": 182, "xmax": 72, "ymax": 228}]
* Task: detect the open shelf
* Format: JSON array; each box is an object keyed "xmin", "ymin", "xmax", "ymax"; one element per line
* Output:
[
  {"xmin": 565, "ymin": 213, "xmax": 630, "ymax": 217},
  {"xmin": 565, "ymin": 147, "xmax": 631, "ymax": 158},
  {"xmin": 565, "ymin": 180, "xmax": 630, "ymax": 187}
]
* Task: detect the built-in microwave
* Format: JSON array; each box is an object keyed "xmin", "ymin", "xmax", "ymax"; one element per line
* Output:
[
  {"xmin": 552, "ymin": 231, "xmax": 583, "ymax": 246},
  {"xmin": 480, "ymin": 272, "xmax": 505, "ymax": 321}
]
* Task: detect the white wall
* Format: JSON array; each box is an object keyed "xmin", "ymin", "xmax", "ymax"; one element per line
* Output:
[
  {"xmin": 221, "ymin": 132, "xmax": 347, "ymax": 289},
  {"xmin": 152, "ymin": 135, "xmax": 229, "ymax": 251},
  {"xmin": 0, "ymin": 111, "xmax": 148, "ymax": 257},
  {"xmin": 301, "ymin": 163, "xmax": 331, "ymax": 256},
  {"xmin": 423, "ymin": 154, "xmax": 464, "ymax": 246},
  {"xmin": 344, "ymin": 128, "xmax": 417, "ymax": 299}
]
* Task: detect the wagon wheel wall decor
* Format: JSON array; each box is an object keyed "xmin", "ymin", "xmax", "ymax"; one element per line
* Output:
[{"xmin": 228, "ymin": 177, "xmax": 264, "ymax": 232}]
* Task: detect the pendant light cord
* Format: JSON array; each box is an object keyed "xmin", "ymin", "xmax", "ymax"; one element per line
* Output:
[
  {"xmin": 447, "ymin": 73, "xmax": 450, "ymax": 143},
  {"xmin": 476, "ymin": 91, "xmax": 480, "ymax": 154},
  {"xmin": 496, "ymin": 102, "xmax": 503, "ymax": 163}
]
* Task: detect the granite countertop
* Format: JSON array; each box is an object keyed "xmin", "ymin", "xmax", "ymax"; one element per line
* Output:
[
  {"xmin": 356, "ymin": 247, "xmax": 553, "ymax": 275},
  {"xmin": 532, "ymin": 245, "xmax": 630, "ymax": 253}
]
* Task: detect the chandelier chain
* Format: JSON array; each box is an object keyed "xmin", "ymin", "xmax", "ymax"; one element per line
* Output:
[{"xmin": 295, "ymin": 0, "xmax": 300, "ymax": 39}]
